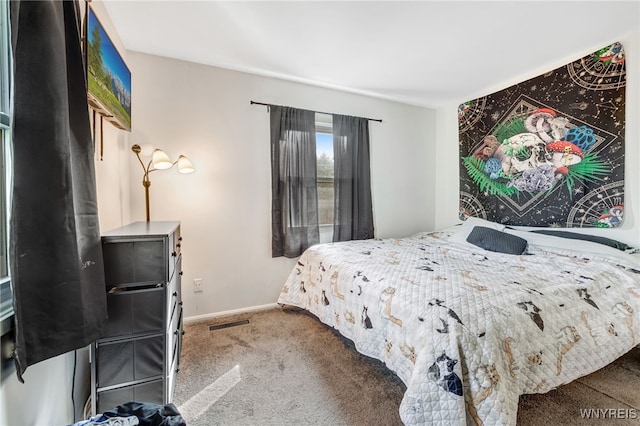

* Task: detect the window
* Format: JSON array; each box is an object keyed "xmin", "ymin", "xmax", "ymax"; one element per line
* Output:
[
  {"xmin": 316, "ymin": 113, "xmax": 333, "ymax": 243},
  {"xmin": 0, "ymin": 0, "xmax": 14, "ymax": 364},
  {"xmin": 270, "ymin": 105, "xmax": 373, "ymax": 258},
  {"xmin": 0, "ymin": 128, "xmax": 10, "ymax": 324}
]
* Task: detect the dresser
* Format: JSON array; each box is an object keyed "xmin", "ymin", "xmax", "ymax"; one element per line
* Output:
[{"xmin": 90, "ymin": 221, "xmax": 183, "ymax": 415}]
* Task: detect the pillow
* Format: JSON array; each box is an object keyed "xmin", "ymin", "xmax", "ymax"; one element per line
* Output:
[
  {"xmin": 466, "ymin": 226, "xmax": 528, "ymax": 255},
  {"xmin": 448, "ymin": 216, "xmax": 505, "ymax": 246},
  {"xmin": 529, "ymin": 229, "xmax": 631, "ymax": 251},
  {"xmin": 504, "ymin": 228, "xmax": 640, "ymax": 268}
]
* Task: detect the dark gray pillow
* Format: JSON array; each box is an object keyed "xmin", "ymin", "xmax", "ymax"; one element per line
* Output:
[
  {"xmin": 466, "ymin": 226, "xmax": 528, "ymax": 255},
  {"xmin": 530, "ymin": 229, "xmax": 630, "ymax": 251}
]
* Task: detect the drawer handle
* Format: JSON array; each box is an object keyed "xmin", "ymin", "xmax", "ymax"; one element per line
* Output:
[
  {"xmin": 179, "ymin": 271, "xmax": 183, "ymax": 276},
  {"xmin": 178, "ymin": 237, "xmax": 183, "ymax": 241},
  {"xmin": 176, "ymin": 243, "xmax": 181, "ymax": 248},
  {"xmin": 173, "ymin": 291, "xmax": 178, "ymax": 297},
  {"xmin": 179, "ymin": 301, "xmax": 183, "ymax": 306},
  {"xmin": 172, "ymin": 251, "xmax": 177, "ymax": 257},
  {"xmin": 182, "ymin": 330, "xmax": 186, "ymax": 336}
]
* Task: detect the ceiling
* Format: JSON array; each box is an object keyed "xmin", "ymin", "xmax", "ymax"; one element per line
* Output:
[{"xmin": 103, "ymin": 1, "xmax": 640, "ymax": 108}]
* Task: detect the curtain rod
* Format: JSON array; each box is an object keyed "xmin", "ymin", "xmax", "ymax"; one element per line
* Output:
[{"xmin": 250, "ymin": 101, "xmax": 382, "ymax": 123}]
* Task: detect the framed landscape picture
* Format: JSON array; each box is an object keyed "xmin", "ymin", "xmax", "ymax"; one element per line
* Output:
[{"xmin": 86, "ymin": 7, "xmax": 131, "ymax": 131}]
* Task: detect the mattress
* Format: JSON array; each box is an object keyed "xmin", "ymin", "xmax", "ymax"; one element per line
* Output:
[{"xmin": 277, "ymin": 223, "xmax": 640, "ymax": 425}]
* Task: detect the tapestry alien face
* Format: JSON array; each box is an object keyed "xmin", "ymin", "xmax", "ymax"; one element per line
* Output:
[{"xmin": 458, "ymin": 42, "xmax": 625, "ymax": 228}]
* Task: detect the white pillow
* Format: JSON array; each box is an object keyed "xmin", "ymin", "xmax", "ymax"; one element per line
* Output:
[
  {"xmin": 504, "ymin": 228, "xmax": 640, "ymax": 268},
  {"xmin": 447, "ymin": 216, "xmax": 506, "ymax": 246}
]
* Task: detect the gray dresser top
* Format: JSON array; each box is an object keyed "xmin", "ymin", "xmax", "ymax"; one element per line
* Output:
[{"xmin": 102, "ymin": 221, "xmax": 180, "ymax": 238}]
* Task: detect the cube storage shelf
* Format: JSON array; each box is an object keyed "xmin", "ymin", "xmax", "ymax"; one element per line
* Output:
[{"xmin": 91, "ymin": 221, "xmax": 183, "ymax": 415}]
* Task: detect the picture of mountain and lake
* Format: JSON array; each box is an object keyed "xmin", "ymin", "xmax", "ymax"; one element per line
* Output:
[{"xmin": 87, "ymin": 7, "xmax": 131, "ymax": 131}]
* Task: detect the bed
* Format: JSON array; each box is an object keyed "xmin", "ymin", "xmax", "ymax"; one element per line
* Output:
[{"xmin": 276, "ymin": 217, "xmax": 640, "ymax": 425}]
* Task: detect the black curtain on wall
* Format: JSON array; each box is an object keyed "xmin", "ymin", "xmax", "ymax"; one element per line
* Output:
[
  {"xmin": 10, "ymin": 0, "xmax": 107, "ymax": 381},
  {"xmin": 332, "ymin": 114, "xmax": 374, "ymax": 241},
  {"xmin": 270, "ymin": 106, "xmax": 320, "ymax": 258}
]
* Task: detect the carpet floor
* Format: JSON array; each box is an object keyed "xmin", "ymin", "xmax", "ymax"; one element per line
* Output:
[{"xmin": 173, "ymin": 308, "xmax": 640, "ymax": 425}]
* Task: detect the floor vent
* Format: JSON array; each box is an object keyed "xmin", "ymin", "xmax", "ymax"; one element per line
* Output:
[{"xmin": 209, "ymin": 319, "xmax": 250, "ymax": 331}]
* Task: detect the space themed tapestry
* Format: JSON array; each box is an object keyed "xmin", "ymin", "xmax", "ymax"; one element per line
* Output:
[{"xmin": 458, "ymin": 42, "xmax": 625, "ymax": 228}]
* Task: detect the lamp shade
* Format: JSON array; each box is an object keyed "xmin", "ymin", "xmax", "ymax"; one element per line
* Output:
[
  {"xmin": 139, "ymin": 144, "xmax": 155, "ymax": 157},
  {"xmin": 152, "ymin": 149, "xmax": 173, "ymax": 170},
  {"xmin": 177, "ymin": 155, "xmax": 195, "ymax": 174}
]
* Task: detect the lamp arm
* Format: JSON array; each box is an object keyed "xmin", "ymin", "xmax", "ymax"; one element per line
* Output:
[
  {"xmin": 133, "ymin": 151, "xmax": 146, "ymax": 171},
  {"xmin": 133, "ymin": 150, "xmax": 151, "ymax": 181},
  {"xmin": 133, "ymin": 151, "xmax": 152, "ymax": 221},
  {"xmin": 146, "ymin": 159, "xmax": 158, "ymax": 178}
]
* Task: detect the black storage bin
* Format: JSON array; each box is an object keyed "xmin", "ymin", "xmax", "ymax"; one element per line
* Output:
[
  {"xmin": 97, "ymin": 380, "xmax": 164, "ymax": 414},
  {"xmin": 103, "ymin": 240, "xmax": 166, "ymax": 286},
  {"xmin": 97, "ymin": 334, "xmax": 164, "ymax": 388},
  {"xmin": 104, "ymin": 284, "xmax": 165, "ymax": 337}
]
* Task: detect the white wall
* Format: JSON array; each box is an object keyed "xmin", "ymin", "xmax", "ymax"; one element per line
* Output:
[
  {"xmin": 94, "ymin": 123, "xmax": 131, "ymax": 232},
  {"xmin": 0, "ymin": 352, "xmax": 82, "ymax": 425},
  {"xmin": 125, "ymin": 51, "xmax": 436, "ymax": 320},
  {"xmin": 435, "ymin": 31, "xmax": 640, "ymax": 247}
]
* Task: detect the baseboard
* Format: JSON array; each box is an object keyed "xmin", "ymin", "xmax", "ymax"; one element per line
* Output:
[{"xmin": 184, "ymin": 303, "xmax": 280, "ymax": 324}]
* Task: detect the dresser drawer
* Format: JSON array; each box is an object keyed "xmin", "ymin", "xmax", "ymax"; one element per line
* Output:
[
  {"xmin": 96, "ymin": 334, "xmax": 164, "ymax": 388},
  {"xmin": 103, "ymin": 239, "xmax": 166, "ymax": 286},
  {"xmin": 173, "ymin": 225, "xmax": 182, "ymax": 256},
  {"xmin": 104, "ymin": 284, "xmax": 165, "ymax": 338},
  {"xmin": 167, "ymin": 310, "xmax": 182, "ymax": 404},
  {"xmin": 166, "ymin": 255, "xmax": 182, "ymax": 325},
  {"xmin": 167, "ymin": 306, "xmax": 183, "ymax": 369},
  {"xmin": 96, "ymin": 378, "xmax": 164, "ymax": 414},
  {"xmin": 168, "ymin": 226, "xmax": 181, "ymax": 281}
]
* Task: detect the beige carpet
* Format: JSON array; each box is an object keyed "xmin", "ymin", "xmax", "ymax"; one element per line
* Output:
[{"xmin": 173, "ymin": 308, "xmax": 640, "ymax": 425}]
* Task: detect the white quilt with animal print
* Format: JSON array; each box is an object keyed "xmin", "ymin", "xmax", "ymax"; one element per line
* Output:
[{"xmin": 277, "ymin": 229, "xmax": 640, "ymax": 425}]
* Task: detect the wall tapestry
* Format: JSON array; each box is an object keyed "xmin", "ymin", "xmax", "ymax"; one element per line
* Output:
[{"xmin": 458, "ymin": 42, "xmax": 625, "ymax": 228}]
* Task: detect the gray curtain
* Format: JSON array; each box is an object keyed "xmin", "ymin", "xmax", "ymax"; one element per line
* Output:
[
  {"xmin": 332, "ymin": 114, "xmax": 374, "ymax": 241},
  {"xmin": 270, "ymin": 106, "xmax": 319, "ymax": 258},
  {"xmin": 10, "ymin": 0, "xmax": 107, "ymax": 381}
]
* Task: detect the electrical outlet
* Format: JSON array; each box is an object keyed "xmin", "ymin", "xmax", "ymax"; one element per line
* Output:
[{"xmin": 193, "ymin": 278, "xmax": 203, "ymax": 292}]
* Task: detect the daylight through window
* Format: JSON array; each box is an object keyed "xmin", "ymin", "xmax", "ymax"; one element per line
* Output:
[{"xmin": 316, "ymin": 113, "xmax": 334, "ymax": 243}]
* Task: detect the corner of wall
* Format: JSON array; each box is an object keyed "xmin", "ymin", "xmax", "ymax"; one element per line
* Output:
[{"xmin": 433, "ymin": 104, "xmax": 461, "ymax": 230}]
